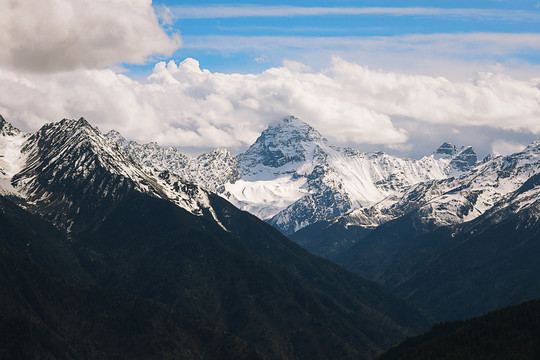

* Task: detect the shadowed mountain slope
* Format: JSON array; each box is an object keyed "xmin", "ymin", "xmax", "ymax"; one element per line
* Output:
[
  {"xmin": 0, "ymin": 115, "xmax": 431, "ymax": 359},
  {"xmin": 379, "ymin": 298, "xmax": 540, "ymax": 360},
  {"xmin": 0, "ymin": 195, "xmax": 261, "ymax": 360}
]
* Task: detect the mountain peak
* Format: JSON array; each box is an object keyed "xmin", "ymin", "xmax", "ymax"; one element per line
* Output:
[
  {"xmin": 276, "ymin": 115, "xmax": 304, "ymax": 126},
  {"xmin": 0, "ymin": 115, "xmax": 22, "ymax": 137},
  {"xmin": 268, "ymin": 116, "xmax": 320, "ymax": 138},
  {"xmin": 238, "ymin": 116, "xmax": 326, "ymax": 173},
  {"xmin": 433, "ymin": 142, "xmax": 458, "ymax": 159},
  {"xmin": 55, "ymin": 117, "xmax": 90, "ymax": 126},
  {"xmin": 450, "ymin": 146, "xmax": 477, "ymax": 171},
  {"xmin": 523, "ymin": 140, "xmax": 540, "ymax": 152},
  {"xmin": 38, "ymin": 117, "xmax": 96, "ymax": 137},
  {"xmin": 432, "ymin": 142, "xmax": 478, "ymax": 171},
  {"xmin": 105, "ymin": 129, "xmax": 129, "ymax": 148}
]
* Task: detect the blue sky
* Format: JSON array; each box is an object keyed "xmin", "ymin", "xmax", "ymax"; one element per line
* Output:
[{"xmin": 140, "ymin": 0, "xmax": 540, "ymax": 76}]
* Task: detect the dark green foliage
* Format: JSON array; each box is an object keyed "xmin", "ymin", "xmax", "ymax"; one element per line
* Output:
[
  {"xmin": 0, "ymin": 191, "xmax": 430, "ymax": 359},
  {"xmin": 290, "ymin": 217, "xmax": 372, "ymax": 260},
  {"xmin": 0, "ymin": 196, "xmax": 91, "ymax": 283},
  {"xmin": 72, "ymin": 191, "xmax": 430, "ymax": 359},
  {"xmin": 385, "ymin": 208, "xmax": 540, "ymax": 322},
  {"xmin": 327, "ymin": 203, "xmax": 540, "ymax": 322},
  {"xmin": 379, "ymin": 299, "xmax": 540, "ymax": 360},
  {"xmin": 0, "ymin": 220, "xmax": 261, "ymax": 359}
]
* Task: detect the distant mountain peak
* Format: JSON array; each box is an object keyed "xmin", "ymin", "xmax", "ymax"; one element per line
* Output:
[
  {"xmin": 0, "ymin": 114, "xmax": 22, "ymax": 137},
  {"xmin": 280, "ymin": 115, "xmax": 301, "ymax": 124},
  {"xmin": 523, "ymin": 140, "xmax": 540, "ymax": 152},
  {"xmin": 431, "ymin": 142, "xmax": 477, "ymax": 171},
  {"xmin": 266, "ymin": 115, "xmax": 323, "ymax": 143},
  {"xmin": 238, "ymin": 116, "xmax": 326, "ymax": 172},
  {"xmin": 450, "ymin": 146, "xmax": 478, "ymax": 171},
  {"xmin": 273, "ymin": 115, "xmax": 305, "ymax": 126},
  {"xmin": 105, "ymin": 129, "xmax": 124, "ymax": 139},
  {"xmin": 433, "ymin": 142, "xmax": 459, "ymax": 158},
  {"xmin": 105, "ymin": 129, "xmax": 239, "ymax": 195},
  {"xmin": 105, "ymin": 129, "xmax": 129, "ymax": 148},
  {"xmin": 58, "ymin": 116, "xmax": 91, "ymax": 128},
  {"xmin": 481, "ymin": 153, "xmax": 494, "ymax": 163},
  {"xmin": 106, "ymin": 116, "xmax": 488, "ymax": 234}
]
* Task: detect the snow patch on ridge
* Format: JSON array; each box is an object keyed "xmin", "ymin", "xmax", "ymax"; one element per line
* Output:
[
  {"xmin": 225, "ymin": 176, "xmax": 307, "ymax": 219},
  {"xmin": 0, "ymin": 118, "xmax": 28, "ymax": 196}
]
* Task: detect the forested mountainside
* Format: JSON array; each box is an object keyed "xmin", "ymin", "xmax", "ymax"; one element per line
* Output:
[
  {"xmin": 379, "ymin": 298, "xmax": 540, "ymax": 360},
  {"xmin": 0, "ymin": 115, "xmax": 430, "ymax": 359}
]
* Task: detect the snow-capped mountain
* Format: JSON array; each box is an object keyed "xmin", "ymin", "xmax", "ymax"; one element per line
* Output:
[
  {"xmin": 242, "ymin": 118, "xmax": 479, "ymax": 233},
  {"xmin": 107, "ymin": 116, "xmax": 478, "ymax": 234},
  {"xmin": 0, "ymin": 115, "xmax": 29, "ymax": 195},
  {"xmin": 0, "ymin": 114, "xmax": 432, "ymax": 357},
  {"xmin": 106, "ymin": 130, "xmax": 239, "ymax": 194},
  {"xmin": 336, "ymin": 140, "xmax": 540, "ymax": 230},
  {"xmin": 290, "ymin": 137, "xmax": 540, "ymax": 292},
  {"xmin": 3, "ymin": 113, "xmax": 539, "ymax": 330},
  {"xmin": 5, "ymin": 114, "xmax": 535, "ymax": 238},
  {"xmin": 284, "ymin": 136, "xmax": 540, "ymax": 323},
  {"xmin": 100, "ymin": 115, "xmax": 535, "ymax": 240},
  {"xmin": 332, "ymin": 153, "xmax": 540, "ymax": 322},
  {"xmin": 433, "ymin": 142, "xmax": 478, "ymax": 172},
  {"xmin": 0, "ymin": 117, "xmax": 224, "ymax": 232}
]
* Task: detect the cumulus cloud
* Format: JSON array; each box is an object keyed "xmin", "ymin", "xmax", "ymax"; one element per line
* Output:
[
  {"xmin": 0, "ymin": 57, "xmax": 539, "ymax": 156},
  {"xmin": 0, "ymin": 0, "xmax": 181, "ymax": 72},
  {"xmin": 327, "ymin": 56, "xmax": 540, "ymax": 133}
]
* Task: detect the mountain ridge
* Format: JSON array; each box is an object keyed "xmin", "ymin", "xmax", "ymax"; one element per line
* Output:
[
  {"xmin": 105, "ymin": 115, "xmax": 478, "ymax": 234},
  {"xmin": 293, "ymin": 143, "xmax": 540, "ymax": 321},
  {"xmin": 0, "ymin": 114, "xmax": 431, "ymax": 359}
]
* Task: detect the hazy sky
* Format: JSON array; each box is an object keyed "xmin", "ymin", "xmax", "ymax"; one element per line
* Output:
[{"xmin": 1, "ymin": 0, "xmax": 539, "ymax": 158}]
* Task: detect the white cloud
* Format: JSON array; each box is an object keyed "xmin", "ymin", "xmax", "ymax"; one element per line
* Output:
[
  {"xmin": 0, "ymin": 57, "xmax": 539, "ymax": 156},
  {"xmin": 492, "ymin": 139, "xmax": 527, "ymax": 156},
  {"xmin": 254, "ymin": 54, "xmax": 269, "ymax": 64},
  {"xmin": 326, "ymin": 56, "xmax": 540, "ymax": 133},
  {"xmin": 0, "ymin": 0, "xmax": 181, "ymax": 72},
  {"xmin": 155, "ymin": 4, "xmax": 175, "ymax": 26}
]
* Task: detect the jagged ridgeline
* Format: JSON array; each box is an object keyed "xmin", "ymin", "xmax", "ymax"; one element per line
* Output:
[
  {"xmin": 3, "ymin": 114, "xmax": 539, "ymax": 357},
  {"xmin": 292, "ymin": 135, "xmax": 540, "ymax": 322},
  {"xmin": 105, "ymin": 113, "xmax": 540, "ymax": 324},
  {"xmin": 0, "ymin": 115, "xmax": 430, "ymax": 359},
  {"xmin": 106, "ymin": 116, "xmax": 479, "ymax": 235}
]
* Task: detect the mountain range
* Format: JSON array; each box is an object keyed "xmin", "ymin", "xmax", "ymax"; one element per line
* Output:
[
  {"xmin": 104, "ymin": 115, "xmax": 540, "ymax": 322},
  {"xmin": 0, "ymin": 114, "xmax": 430, "ymax": 359},
  {"xmin": 106, "ymin": 116, "xmax": 479, "ymax": 235},
  {"xmin": 292, "ymin": 134, "xmax": 540, "ymax": 321},
  {"xmin": 2, "ymin": 113, "xmax": 539, "ymax": 357}
]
